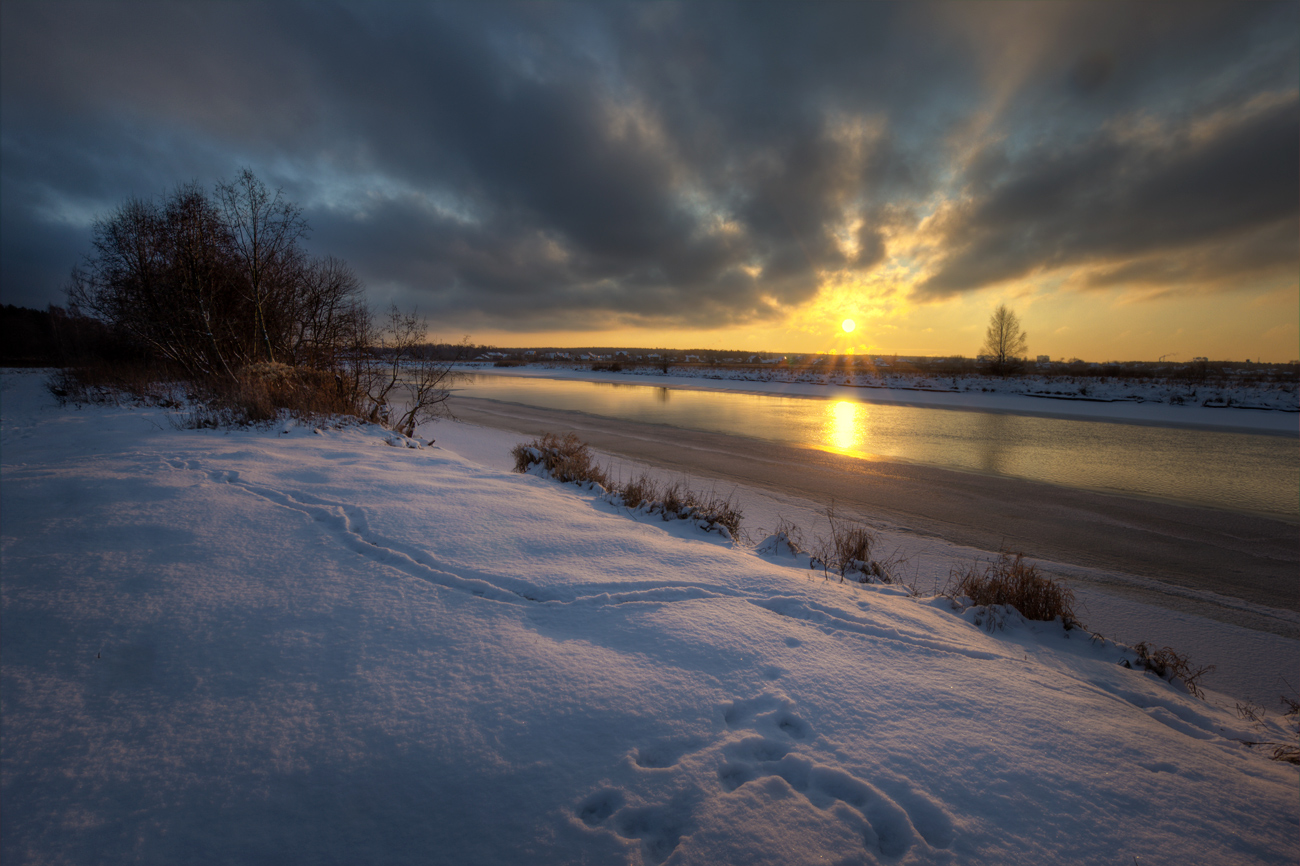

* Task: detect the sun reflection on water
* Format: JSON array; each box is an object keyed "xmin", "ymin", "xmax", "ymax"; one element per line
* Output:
[{"xmin": 824, "ymin": 400, "xmax": 868, "ymax": 454}]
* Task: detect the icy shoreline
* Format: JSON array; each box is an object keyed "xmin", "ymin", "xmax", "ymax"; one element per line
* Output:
[{"xmin": 454, "ymin": 363, "xmax": 1299, "ymax": 436}]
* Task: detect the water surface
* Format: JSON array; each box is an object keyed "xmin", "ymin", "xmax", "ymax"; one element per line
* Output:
[{"xmin": 451, "ymin": 373, "xmax": 1299, "ymax": 517}]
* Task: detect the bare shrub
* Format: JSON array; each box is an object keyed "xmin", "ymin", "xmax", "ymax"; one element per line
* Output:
[
  {"xmin": 349, "ymin": 307, "xmax": 463, "ymax": 436},
  {"xmin": 511, "ymin": 435, "xmax": 742, "ymax": 538},
  {"xmin": 618, "ymin": 473, "xmax": 660, "ymax": 509},
  {"xmin": 685, "ymin": 489, "xmax": 743, "ymax": 540},
  {"xmin": 181, "ymin": 363, "xmax": 365, "ymax": 427},
  {"xmin": 58, "ymin": 170, "xmax": 465, "ymax": 435},
  {"xmin": 755, "ymin": 517, "xmax": 807, "ymax": 558},
  {"xmin": 1129, "ymin": 642, "xmax": 1216, "ymax": 700},
  {"xmin": 945, "ymin": 552, "xmax": 1079, "ymax": 627},
  {"xmin": 619, "ymin": 477, "xmax": 742, "ymax": 539},
  {"xmin": 1276, "ymin": 696, "xmax": 1300, "ymax": 765},
  {"xmin": 511, "ymin": 433, "xmax": 609, "ymax": 488},
  {"xmin": 772, "ymin": 517, "xmax": 807, "ymax": 554},
  {"xmin": 809, "ymin": 506, "xmax": 900, "ymax": 584},
  {"xmin": 659, "ymin": 481, "xmax": 688, "ymax": 515}
]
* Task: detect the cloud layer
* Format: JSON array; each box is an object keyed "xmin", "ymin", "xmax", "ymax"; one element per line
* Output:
[{"xmin": 2, "ymin": 1, "xmax": 1296, "ymax": 332}]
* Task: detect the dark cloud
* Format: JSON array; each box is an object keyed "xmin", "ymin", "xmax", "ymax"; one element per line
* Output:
[
  {"xmin": 2, "ymin": 0, "xmax": 1296, "ymax": 329},
  {"xmin": 917, "ymin": 93, "xmax": 1299, "ymax": 298},
  {"xmin": 1069, "ymin": 51, "xmax": 1115, "ymax": 96}
]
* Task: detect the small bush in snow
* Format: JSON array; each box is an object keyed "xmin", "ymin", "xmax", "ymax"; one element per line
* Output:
[
  {"xmin": 1126, "ymin": 641, "xmax": 1215, "ymax": 700},
  {"xmin": 756, "ymin": 517, "xmax": 808, "ymax": 558},
  {"xmin": 810, "ymin": 506, "xmax": 901, "ymax": 584},
  {"xmin": 512, "ymin": 433, "xmax": 611, "ymax": 488},
  {"xmin": 617, "ymin": 473, "xmax": 659, "ymax": 509},
  {"xmin": 1232, "ymin": 696, "xmax": 1300, "ymax": 764},
  {"xmin": 945, "ymin": 552, "xmax": 1079, "ymax": 628}
]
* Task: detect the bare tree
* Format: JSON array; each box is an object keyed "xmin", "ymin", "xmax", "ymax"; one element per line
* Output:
[
  {"xmin": 356, "ymin": 306, "xmax": 466, "ymax": 437},
  {"xmin": 215, "ymin": 169, "xmax": 308, "ymax": 363},
  {"xmin": 981, "ymin": 304, "xmax": 1028, "ymax": 375},
  {"xmin": 286, "ymin": 256, "xmax": 367, "ymax": 369},
  {"xmin": 65, "ymin": 171, "xmax": 473, "ymax": 430},
  {"xmin": 69, "ymin": 186, "xmax": 246, "ymax": 378},
  {"xmin": 69, "ymin": 172, "xmax": 358, "ymax": 378}
]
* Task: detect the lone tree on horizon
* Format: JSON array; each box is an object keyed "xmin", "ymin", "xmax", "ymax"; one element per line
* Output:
[{"xmin": 981, "ymin": 304, "xmax": 1028, "ymax": 375}]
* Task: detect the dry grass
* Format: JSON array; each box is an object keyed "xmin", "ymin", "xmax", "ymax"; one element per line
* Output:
[
  {"xmin": 1277, "ymin": 696, "xmax": 1300, "ymax": 765},
  {"xmin": 50, "ymin": 358, "xmax": 368, "ymax": 428},
  {"xmin": 47, "ymin": 360, "xmax": 183, "ymax": 408},
  {"xmin": 810, "ymin": 506, "xmax": 902, "ymax": 584},
  {"xmin": 1233, "ymin": 695, "xmax": 1300, "ymax": 764},
  {"xmin": 511, "ymin": 432, "xmax": 610, "ymax": 487},
  {"xmin": 511, "ymin": 435, "xmax": 743, "ymax": 539},
  {"xmin": 1128, "ymin": 641, "xmax": 1216, "ymax": 700},
  {"xmin": 617, "ymin": 473, "xmax": 659, "ymax": 509},
  {"xmin": 183, "ymin": 363, "xmax": 363, "ymax": 428},
  {"xmin": 609, "ymin": 474, "xmax": 743, "ymax": 539},
  {"xmin": 945, "ymin": 551, "xmax": 1080, "ymax": 628},
  {"xmin": 771, "ymin": 517, "xmax": 807, "ymax": 554}
]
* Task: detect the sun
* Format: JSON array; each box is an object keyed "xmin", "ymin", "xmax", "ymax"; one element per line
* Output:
[{"xmin": 841, "ymin": 318, "xmax": 856, "ymax": 333}]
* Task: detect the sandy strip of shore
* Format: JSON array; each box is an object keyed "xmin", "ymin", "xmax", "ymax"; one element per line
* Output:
[{"xmin": 448, "ymin": 396, "xmax": 1300, "ymax": 637}]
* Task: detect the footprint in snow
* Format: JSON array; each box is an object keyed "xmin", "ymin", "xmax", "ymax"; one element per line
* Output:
[
  {"xmin": 633, "ymin": 738, "xmax": 700, "ymax": 770},
  {"xmin": 574, "ymin": 694, "xmax": 955, "ymax": 860},
  {"xmin": 712, "ymin": 693, "xmax": 956, "ymax": 858}
]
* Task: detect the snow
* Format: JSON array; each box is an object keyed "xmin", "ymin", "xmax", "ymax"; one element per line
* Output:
[
  {"xmin": 454, "ymin": 363, "xmax": 1299, "ymax": 436},
  {"xmin": 431, "ymin": 420, "xmax": 1300, "ymax": 710},
  {"xmin": 3, "ymin": 369, "xmax": 1296, "ymax": 865}
]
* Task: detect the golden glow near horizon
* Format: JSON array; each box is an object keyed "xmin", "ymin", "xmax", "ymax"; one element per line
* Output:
[
  {"xmin": 460, "ymin": 276, "xmax": 1298, "ymax": 363},
  {"xmin": 842, "ymin": 318, "xmax": 856, "ymax": 333}
]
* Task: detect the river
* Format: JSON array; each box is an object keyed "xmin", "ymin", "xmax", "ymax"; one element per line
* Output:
[{"xmin": 450, "ymin": 371, "xmax": 1298, "ymax": 518}]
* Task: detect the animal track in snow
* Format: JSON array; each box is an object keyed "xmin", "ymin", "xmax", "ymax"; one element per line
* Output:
[
  {"xmin": 721, "ymin": 693, "xmax": 814, "ymax": 742},
  {"xmin": 577, "ymin": 693, "xmax": 955, "ymax": 861},
  {"xmin": 753, "ymin": 595, "xmax": 1004, "ymax": 662},
  {"xmin": 168, "ymin": 457, "xmax": 527, "ymax": 604},
  {"xmin": 612, "ymin": 802, "xmax": 691, "ymax": 865},
  {"xmin": 576, "ymin": 790, "xmax": 691, "ymax": 865},
  {"xmin": 714, "ymin": 693, "xmax": 956, "ymax": 858},
  {"xmin": 578, "ymin": 789, "xmax": 624, "ymax": 826},
  {"xmin": 633, "ymin": 739, "xmax": 700, "ymax": 770}
]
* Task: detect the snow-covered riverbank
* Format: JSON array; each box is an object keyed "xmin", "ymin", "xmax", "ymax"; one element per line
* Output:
[
  {"xmin": 455, "ymin": 363, "xmax": 1299, "ymax": 436},
  {"xmin": 3, "ymin": 370, "xmax": 1296, "ymax": 865}
]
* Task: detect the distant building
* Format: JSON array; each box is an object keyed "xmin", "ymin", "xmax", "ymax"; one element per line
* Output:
[{"xmin": 1036, "ymin": 355, "xmax": 1050, "ymax": 364}]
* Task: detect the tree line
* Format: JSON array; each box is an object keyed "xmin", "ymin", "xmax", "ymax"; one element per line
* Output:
[
  {"xmin": 58, "ymin": 170, "xmax": 462, "ymax": 433},
  {"xmin": 69, "ymin": 170, "xmax": 367, "ymax": 378}
]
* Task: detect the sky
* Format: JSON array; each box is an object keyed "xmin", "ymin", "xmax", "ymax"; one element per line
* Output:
[{"xmin": 2, "ymin": 1, "xmax": 1296, "ymax": 362}]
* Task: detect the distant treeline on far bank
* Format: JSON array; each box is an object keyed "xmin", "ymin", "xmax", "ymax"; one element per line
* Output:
[{"xmin": 3, "ymin": 304, "xmax": 1296, "ymax": 386}]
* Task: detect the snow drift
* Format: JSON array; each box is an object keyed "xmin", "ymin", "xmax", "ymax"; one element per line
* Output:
[{"xmin": 2, "ymin": 371, "xmax": 1295, "ymax": 865}]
